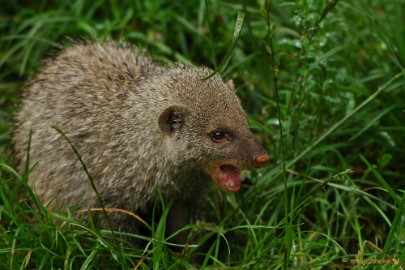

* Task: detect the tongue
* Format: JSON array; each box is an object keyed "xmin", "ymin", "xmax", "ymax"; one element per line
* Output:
[{"xmin": 219, "ymin": 165, "xmax": 241, "ymax": 192}]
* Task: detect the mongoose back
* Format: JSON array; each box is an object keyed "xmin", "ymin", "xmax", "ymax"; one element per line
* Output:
[{"xmin": 13, "ymin": 41, "xmax": 268, "ymax": 238}]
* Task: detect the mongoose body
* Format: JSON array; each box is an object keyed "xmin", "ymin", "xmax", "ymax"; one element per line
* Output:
[{"xmin": 13, "ymin": 41, "xmax": 268, "ymax": 237}]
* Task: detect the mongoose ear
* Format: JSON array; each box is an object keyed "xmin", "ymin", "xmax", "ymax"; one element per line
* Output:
[
  {"xmin": 226, "ymin": 79, "xmax": 235, "ymax": 90},
  {"xmin": 158, "ymin": 105, "xmax": 189, "ymax": 135}
]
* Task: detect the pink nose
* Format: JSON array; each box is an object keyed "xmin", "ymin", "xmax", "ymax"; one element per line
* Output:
[{"xmin": 253, "ymin": 154, "xmax": 269, "ymax": 167}]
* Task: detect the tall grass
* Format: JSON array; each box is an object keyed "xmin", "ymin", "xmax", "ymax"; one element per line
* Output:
[{"xmin": 1, "ymin": 0, "xmax": 404, "ymax": 268}]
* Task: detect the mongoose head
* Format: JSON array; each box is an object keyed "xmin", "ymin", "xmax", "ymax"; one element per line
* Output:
[{"xmin": 157, "ymin": 66, "xmax": 268, "ymax": 192}]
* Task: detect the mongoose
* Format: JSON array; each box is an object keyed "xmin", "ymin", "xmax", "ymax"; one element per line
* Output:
[{"xmin": 13, "ymin": 41, "xmax": 268, "ymax": 242}]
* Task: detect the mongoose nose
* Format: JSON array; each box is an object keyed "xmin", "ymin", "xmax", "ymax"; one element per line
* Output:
[{"xmin": 253, "ymin": 153, "xmax": 269, "ymax": 167}]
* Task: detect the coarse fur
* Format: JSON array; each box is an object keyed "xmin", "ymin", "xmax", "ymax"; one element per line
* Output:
[{"xmin": 13, "ymin": 41, "xmax": 268, "ymax": 242}]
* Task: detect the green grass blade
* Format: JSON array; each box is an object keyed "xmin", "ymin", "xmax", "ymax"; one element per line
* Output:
[
  {"xmin": 204, "ymin": 11, "xmax": 245, "ymax": 79},
  {"xmin": 359, "ymin": 154, "xmax": 400, "ymax": 204},
  {"xmin": 349, "ymin": 105, "xmax": 395, "ymax": 141}
]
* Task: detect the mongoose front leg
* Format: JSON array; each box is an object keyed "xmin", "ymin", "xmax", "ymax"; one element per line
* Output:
[{"xmin": 167, "ymin": 201, "xmax": 190, "ymax": 247}]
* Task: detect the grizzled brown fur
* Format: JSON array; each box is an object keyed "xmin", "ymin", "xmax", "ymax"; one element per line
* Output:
[{"xmin": 13, "ymin": 41, "xmax": 268, "ymax": 240}]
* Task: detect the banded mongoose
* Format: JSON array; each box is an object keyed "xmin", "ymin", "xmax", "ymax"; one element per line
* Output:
[{"xmin": 13, "ymin": 41, "xmax": 268, "ymax": 240}]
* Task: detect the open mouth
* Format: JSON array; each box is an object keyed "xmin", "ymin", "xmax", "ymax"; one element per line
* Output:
[{"xmin": 219, "ymin": 164, "xmax": 241, "ymax": 192}]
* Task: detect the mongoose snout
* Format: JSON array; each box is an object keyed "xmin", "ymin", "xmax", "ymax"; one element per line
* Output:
[{"xmin": 254, "ymin": 153, "xmax": 269, "ymax": 167}]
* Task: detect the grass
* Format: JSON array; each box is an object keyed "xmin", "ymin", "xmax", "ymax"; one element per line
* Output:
[{"xmin": 1, "ymin": 0, "xmax": 405, "ymax": 268}]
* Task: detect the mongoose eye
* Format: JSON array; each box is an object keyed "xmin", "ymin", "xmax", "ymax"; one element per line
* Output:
[{"xmin": 210, "ymin": 131, "xmax": 230, "ymax": 143}]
